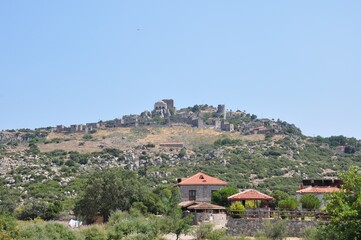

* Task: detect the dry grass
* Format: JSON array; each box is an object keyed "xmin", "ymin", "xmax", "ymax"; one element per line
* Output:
[{"xmin": 34, "ymin": 126, "xmax": 270, "ymax": 153}]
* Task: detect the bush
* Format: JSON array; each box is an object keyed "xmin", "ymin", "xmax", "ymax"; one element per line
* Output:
[
  {"xmin": 229, "ymin": 201, "xmax": 245, "ymax": 218},
  {"xmin": 256, "ymin": 220, "xmax": 288, "ymax": 240},
  {"xmin": 80, "ymin": 225, "xmax": 107, "ymax": 240},
  {"xmin": 300, "ymin": 194, "xmax": 321, "ymax": 211},
  {"xmin": 18, "ymin": 221, "xmax": 78, "ymax": 240},
  {"xmin": 193, "ymin": 223, "xmax": 213, "ymax": 240},
  {"xmin": 82, "ymin": 134, "xmax": 93, "ymax": 140},
  {"xmin": 211, "ymin": 187, "xmax": 239, "ymax": 207},
  {"xmin": 16, "ymin": 200, "xmax": 62, "ymax": 220},
  {"xmin": 178, "ymin": 149, "xmax": 187, "ymax": 158},
  {"xmin": 214, "ymin": 138, "xmax": 242, "ymax": 146},
  {"xmin": 0, "ymin": 215, "xmax": 18, "ymax": 239},
  {"xmin": 106, "ymin": 211, "xmax": 166, "ymax": 240},
  {"xmin": 278, "ymin": 197, "xmax": 299, "ymax": 211}
]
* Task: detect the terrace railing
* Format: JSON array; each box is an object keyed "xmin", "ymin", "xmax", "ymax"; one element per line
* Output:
[{"xmin": 227, "ymin": 209, "xmax": 329, "ymax": 221}]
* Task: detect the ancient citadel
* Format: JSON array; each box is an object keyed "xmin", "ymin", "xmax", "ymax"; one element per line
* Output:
[{"xmin": 55, "ymin": 99, "xmax": 283, "ymax": 135}]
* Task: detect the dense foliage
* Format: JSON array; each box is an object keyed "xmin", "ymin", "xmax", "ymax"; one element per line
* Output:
[
  {"xmin": 300, "ymin": 194, "xmax": 321, "ymax": 211},
  {"xmin": 74, "ymin": 168, "xmax": 149, "ymax": 222},
  {"xmin": 211, "ymin": 187, "xmax": 239, "ymax": 207},
  {"xmin": 278, "ymin": 197, "xmax": 299, "ymax": 211},
  {"xmin": 324, "ymin": 165, "xmax": 361, "ymax": 240}
]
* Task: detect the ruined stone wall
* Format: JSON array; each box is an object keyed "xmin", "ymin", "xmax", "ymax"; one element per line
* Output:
[{"xmin": 227, "ymin": 217, "xmax": 319, "ymax": 237}]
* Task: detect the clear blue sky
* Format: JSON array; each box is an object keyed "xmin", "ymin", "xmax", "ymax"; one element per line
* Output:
[{"xmin": 1, "ymin": 1, "xmax": 360, "ymax": 139}]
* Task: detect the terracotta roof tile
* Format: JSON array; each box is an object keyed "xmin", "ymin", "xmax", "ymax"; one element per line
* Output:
[
  {"xmin": 177, "ymin": 172, "xmax": 228, "ymax": 186},
  {"xmin": 228, "ymin": 189, "xmax": 273, "ymax": 201},
  {"xmin": 296, "ymin": 186, "xmax": 341, "ymax": 194},
  {"xmin": 187, "ymin": 202, "xmax": 225, "ymax": 210},
  {"xmin": 178, "ymin": 201, "xmax": 196, "ymax": 208}
]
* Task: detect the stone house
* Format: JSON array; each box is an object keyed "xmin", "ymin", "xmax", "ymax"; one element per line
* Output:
[{"xmin": 176, "ymin": 172, "xmax": 228, "ymax": 202}]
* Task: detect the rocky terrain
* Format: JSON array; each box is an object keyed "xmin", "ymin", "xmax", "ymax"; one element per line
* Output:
[{"xmin": 1, "ymin": 104, "xmax": 361, "ymax": 213}]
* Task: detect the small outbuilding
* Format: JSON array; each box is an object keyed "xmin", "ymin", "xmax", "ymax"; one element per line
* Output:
[
  {"xmin": 184, "ymin": 202, "xmax": 227, "ymax": 227},
  {"xmin": 228, "ymin": 189, "xmax": 274, "ymax": 218},
  {"xmin": 228, "ymin": 189, "xmax": 273, "ymax": 205}
]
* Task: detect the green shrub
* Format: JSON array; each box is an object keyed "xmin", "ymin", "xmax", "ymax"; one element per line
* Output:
[
  {"xmin": 257, "ymin": 220, "xmax": 288, "ymax": 240},
  {"xmin": 18, "ymin": 221, "xmax": 78, "ymax": 240},
  {"xmin": 193, "ymin": 223, "xmax": 213, "ymax": 240},
  {"xmin": 278, "ymin": 197, "xmax": 299, "ymax": 211},
  {"xmin": 107, "ymin": 211, "xmax": 166, "ymax": 240},
  {"xmin": 82, "ymin": 134, "xmax": 93, "ymax": 140},
  {"xmin": 214, "ymin": 138, "xmax": 242, "ymax": 146},
  {"xmin": 229, "ymin": 201, "xmax": 245, "ymax": 218},
  {"xmin": 300, "ymin": 194, "xmax": 321, "ymax": 211},
  {"xmin": 16, "ymin": 200, "xmax": 62, "ymax": 220},
  {"xmin": 0, "ymin": 215, "xmax": 18, "ymax": 239},
  {"xmin": 80, "ymin": 225, "xmax": 107, "ymax": 240},
  {"xmin": 211, "ymin": 187, "xmax": 238, "ymax": 207},
  {"xmin": 229, "ymin": 201, "xmax": 245, "ymax": 211}
]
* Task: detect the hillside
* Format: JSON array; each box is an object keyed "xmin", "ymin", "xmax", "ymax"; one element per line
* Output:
[{"xmin": 1, "ymin": 103, "xmax": 361, "ymax": 216}]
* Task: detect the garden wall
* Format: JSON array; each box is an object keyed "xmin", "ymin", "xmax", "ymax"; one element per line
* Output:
[{"xmin": 227, "ymin": 217, "xmax": 319, "ymax": 237}]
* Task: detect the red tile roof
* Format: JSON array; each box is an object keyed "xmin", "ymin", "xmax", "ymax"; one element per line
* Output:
[
  {"xmin": 177, "ymin": 172, "xmax": 228, "ymax": 186},
  {"xmin": 228, "ymin": 189, "xmax": 273, "ymax": 201},
  {"xmin": 187, "ymin": 202, "xmax": 226, "ymax": 210},
  {"xmin": 178, "ymin": 201, "xmax": 196, "ymax": 208},
  {"xmin": 296, "ymin": 186, "xmax": 340, "ymax": 194}
]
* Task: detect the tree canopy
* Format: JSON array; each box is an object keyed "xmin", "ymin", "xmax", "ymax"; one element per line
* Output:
[
  {"xmin": 74, "ymin": 168, "xmax": 149, "ymax": 222},
  {"xmin": 324, "ymin": 165, "xmax": 361, "ymax": 240},
  {"xmin": 211, "ymin": 186, "xmax": 239, "ymax": 207}
]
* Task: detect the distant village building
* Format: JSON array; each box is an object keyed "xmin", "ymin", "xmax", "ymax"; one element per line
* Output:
[{"xmin": 335, "ymin": 146, "xmax": 345, "ymax": 153}]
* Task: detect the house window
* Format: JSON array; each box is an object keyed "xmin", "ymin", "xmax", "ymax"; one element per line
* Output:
[{"xmin": 189, "ymin": 190, "xmax": 196, "ymax": 201}]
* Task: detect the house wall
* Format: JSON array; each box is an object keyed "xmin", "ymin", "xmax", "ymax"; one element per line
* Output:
[{"xmin": 179, "ymin": 185, "xmax": 226, "ymax": 202}]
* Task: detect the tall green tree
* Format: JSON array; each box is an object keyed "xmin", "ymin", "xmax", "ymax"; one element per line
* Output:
[
  {"xmin": 167, "ymin": 207, "xmax": 193, "ymax": 240},
  {"xmin": 74, "ymin": 168, "xmax": 149, "ymax": 223},
  {"xmin": 211, "ymin": 187, "xmax": 238, "ymax": 207},
  {"xmin": 324, "ymin": 165, "xmax": 361, "ymax": 240}
]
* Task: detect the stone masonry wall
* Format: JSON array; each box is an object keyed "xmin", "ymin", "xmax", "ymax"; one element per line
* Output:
[
  {"xmin": 179, "ymin": 185, "xmax": 226, "ymax": 202},
  {"xmin": 227, "ymin": 217, "xmax": 318, "ymax": 237}
]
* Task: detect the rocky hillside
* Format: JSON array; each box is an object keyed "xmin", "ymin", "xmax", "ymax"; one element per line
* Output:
[{"xmin": 1, "ymin": 105, "xmax": 361, "ymax": 214}]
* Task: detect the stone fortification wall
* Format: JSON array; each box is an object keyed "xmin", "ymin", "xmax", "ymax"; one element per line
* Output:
[{"xmin": 227, "ymin": 217, "xmax": 318, "ymax": 237}]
